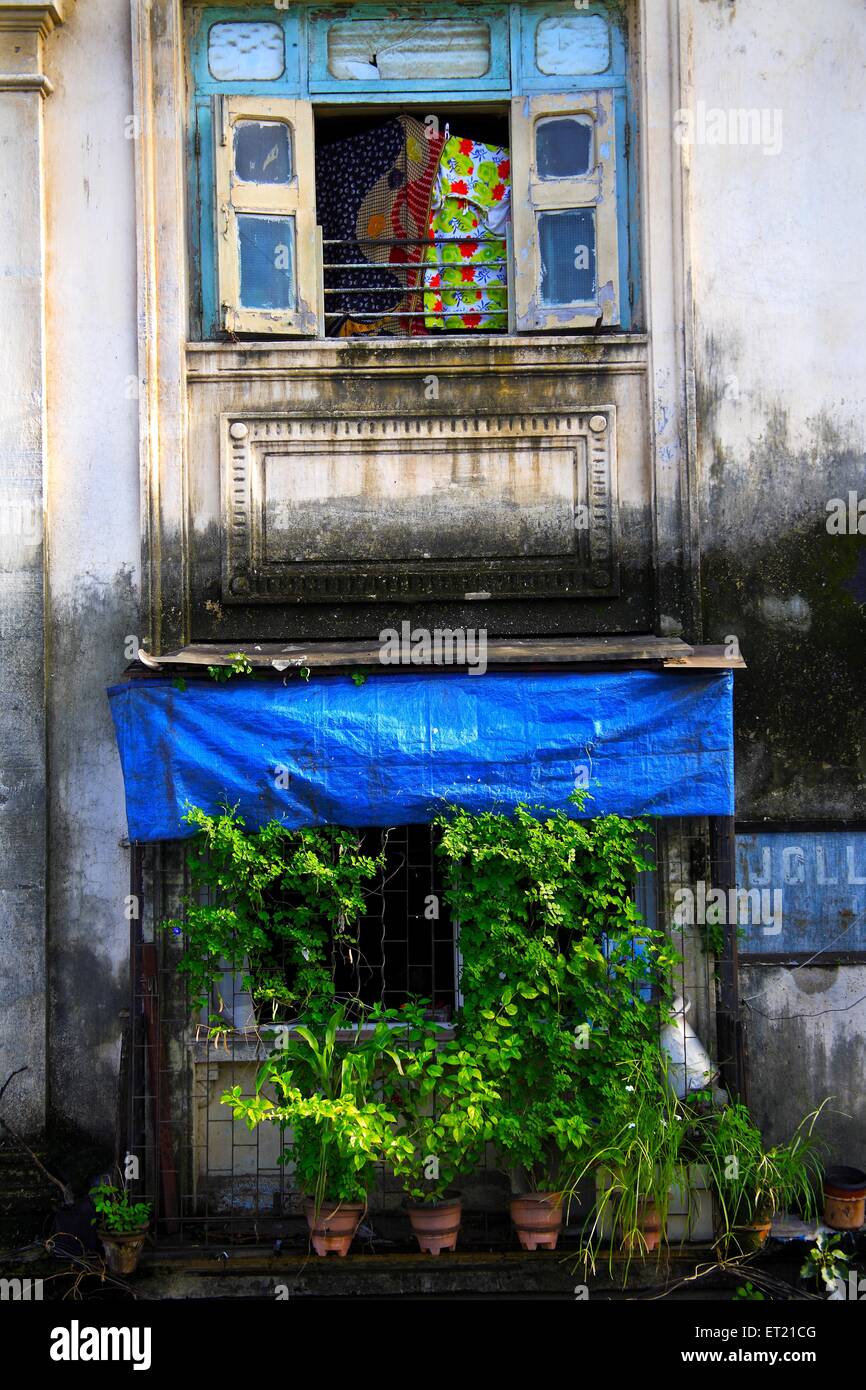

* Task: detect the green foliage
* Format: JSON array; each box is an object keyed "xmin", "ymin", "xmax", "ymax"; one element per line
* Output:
[
  {"xmin": 433, "ymin": 797, "xmax": 678, "ymax": 1189},
  {"xmin": 350, "ymin": 671, "xmax": 368, "ymax": 687},
  {"xmin": 90, "ymin": 1184, "xmax": 151, "ymax": 1234},
  {"xmin": 576, "ymin": 1052, "xmax": 694, "ymax": 1274},
  {"xmin": 700, "ymin": 1100, "xmax": 827, "ymax": 1255},
  {"xmin": 223, "ymin": 1003, "xmax": 405, "ymax": 1207},
  {"xmin": 800, "ymin": 1232, "xmax": 850, "ymax": 1293},
  {"xmin": 384, "ymin": 1003, "xmax": 501, "ymax": 1204},
  {"xmin": 207, "ymin": 651, "xmax": 253, "ymax": 682},
  {"xmin": 733, "ymin": 1281, "xmax": 766, "ymax": 1301},
  {"xmin": 161, "ymin": 806, "xmax": 384, "ymax": 1025}
]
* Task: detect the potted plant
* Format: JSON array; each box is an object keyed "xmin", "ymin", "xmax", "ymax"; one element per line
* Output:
[
  {"xmin": 387, "ymin": 1005, "xmax": 499, "ymax": 1254},
  {"xmin": 699, "ymin": 1101, "xmax": 826, "ymax": 1258},
  {"xmin": 577, "ymin": 1051, "xmax": 692, "ymax": 1274},
  {"xmin": 90, "ymin": 1184, "xmax": 152, "ymax": 1275},
  {"xmin": 432, "ymin": 799, "xmax": 679, "ymax": 1254},
  {"xmin": 491, "ymin": 1015, "xmax": 593, "ymax": 1251},
  {"xmin": 223, "ymin": 1003, "xmax": 404, "ymax": 1256}
]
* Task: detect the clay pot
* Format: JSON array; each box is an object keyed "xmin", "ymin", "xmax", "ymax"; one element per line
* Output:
[
  {"xmin": 303, "ymin": 1196, "xmax": 366, "ymax": 1257},
  {"xmin": 406, "ymin": 1195, "xmax": 462, "ymax": 1255},
  {"xmin": 97, "ymin": 1228, "xmax": 148, "ymax": 1275},
  {"xmin": 717, "ymin": 1220, "xmax": 772, "ymax": 1258},
  {"xmin": 622, "ymin": 1200, "xmax": 662, "ymax": 1253},
  {"xmin": 823, "ymin": 1166, "xmax": 866, "ymax": 1231},
  {"xmin": 510, "ymin": 1192, "xmax": 564, "ymax": 1251}
]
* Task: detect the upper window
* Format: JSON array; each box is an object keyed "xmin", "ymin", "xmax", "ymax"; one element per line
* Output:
[{"xmin": 187, "ymin": 3, "xmax": 634, "ymax": 340}]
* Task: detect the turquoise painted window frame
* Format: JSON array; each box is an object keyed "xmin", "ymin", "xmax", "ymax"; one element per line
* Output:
[
  {"xmin": 307, "ymin": 4, "xmax": 511, "ymax": 98},
  {"xmin": 187, "ymin": 2, "xmax": 639, "ymax": 339},
  {"xmin": 516, "ymin": 1, "xmax": 627, "ymax": 94},
  {"xmin": 188, "ymin": 7, "xmax": 305, "ymax": 95}
]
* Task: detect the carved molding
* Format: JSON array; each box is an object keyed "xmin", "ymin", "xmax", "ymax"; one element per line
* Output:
[{"xmin": 221, "ymin": 409, "xmax": 619, "ymax": 605}]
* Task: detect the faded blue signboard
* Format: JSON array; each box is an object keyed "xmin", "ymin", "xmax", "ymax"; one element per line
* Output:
[{"xmin": 736, "ymin": 830, "xmax": 866, "ymax": 956}]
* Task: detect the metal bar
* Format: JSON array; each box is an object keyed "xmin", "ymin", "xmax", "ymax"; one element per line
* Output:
[
  {"xmin": 323, "ymin": 236, "xmax": 505, "ymax": 246},
  {"xmin": 323, "ymin": 310, "xmax": 508, "ymax": 320},
  {"xmin": 709, "ymin": 814, "xmax": 748, "ymax": 1104},
  {"xmin": 323, "ymin": 261, "xmax": 508, "ymax": 271}
]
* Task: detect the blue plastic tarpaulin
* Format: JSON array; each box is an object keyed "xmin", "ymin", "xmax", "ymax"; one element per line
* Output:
[{"xmin": 107, "ymin": 669, "xmax": 734, "ymax": 842}]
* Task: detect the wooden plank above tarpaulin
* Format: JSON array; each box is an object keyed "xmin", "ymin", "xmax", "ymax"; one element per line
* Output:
[
  {"xmin": 107, "ymin": 667, "xmax": 735, "ymax": 842},
  {"xmin": 132, "ymin": 635, "xmax": 743, "ymax": 675}
]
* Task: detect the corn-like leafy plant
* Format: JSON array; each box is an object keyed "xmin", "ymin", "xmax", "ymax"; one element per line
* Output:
[{"xmin": 223, "ymin": 1003, "xmax": 405, "ymax": 1210}]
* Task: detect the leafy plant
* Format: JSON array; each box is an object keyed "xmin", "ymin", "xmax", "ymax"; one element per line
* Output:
[
  {"xmin": 90, "ymin": 1184, "xmax": 151, "ymax": 1234},
  {"xmin": 433, "ymin": 797, "xmax": 679, "ymax": 1191},
  {"xmin": 162, "ymin": 807, "xmax": 384, "ymax": 1026},
  {"xmin": 223, "ymin": 1003, "xmax": 405, "ymax": 1209},
  {"xmin": 385, "ymin": 1003, "xmax": 500, "ymax": 1204},
  {"xmin": 700, "ymin": 1101, "xmax": 827, "ymax": 1257},
  {"xmin": 575, "ymin": 1052, "xmax": 695, "ymax": 1275},
  {"xmin": 207, "ymin": 651, "xmax": 253, "ymax": 682},
  {"xmin": 733, "ymin": 1281, "xmax": 766, "ymax": 1301},
  {"xmin": 800, "ymin": 1232, "xmax": 851, "ymax": 1294}
]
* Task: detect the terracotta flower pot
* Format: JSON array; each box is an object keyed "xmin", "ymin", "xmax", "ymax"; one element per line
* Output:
[
  {"xmin": 622, "ymin": 1200, "xmax": 662, "ymax": 1253},
  {"xmin": 406, "ymin": 1195, "xmax": 462, "ymax": 1255},
  {"xmin": 303, "ymin": 1196, "xmax": 366, "ymax": 1257},
  {"xmin": 510, "ymin": 1192, "xmax": 564, "ymax": 1251},
  {"xmin": 823, "ymin": 1166, "xmax": 866, "ymax": 1231},
  {"xmin": 717, "ymin": 1219, "xmax": 772, "ymax": 1258},
  {"xmin": 97, "ymin": 1227, "xmax": 148, "ymax": 1275}
]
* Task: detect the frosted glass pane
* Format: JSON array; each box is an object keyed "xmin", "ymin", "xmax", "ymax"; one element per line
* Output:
[
  {"xmin": 238, "ymin": 215, "xmax": 295, "ymax": 311},
  {"xmin": 327, "ymin": 20, "xmax": 490, "ymax": 80},
  {"xmin": 208, "ymin": 22, "xmax": 285, "ymax": 81},
  {"xmin": 234, "ymin": 121, "xmax": 292, "ymax": 184},
  {"xmin": 539, "ymin": 209, "xmax": 596, "ymax": 305},
  {"xmin": 535, "ymin": 16, "xmax": 610, "ymax": 76},
  {"xmin": 536, "ymin": 117, "xmax": 592, "ymax": 179}
]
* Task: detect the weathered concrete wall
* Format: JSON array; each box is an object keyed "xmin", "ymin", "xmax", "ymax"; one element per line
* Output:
[
  {"xmin": 43, "ymin": 0, "xmax": 140, "ymax": 1151},
  {"xmin": 688, "ymin": 0, "xmax": 866, "ymax": 1158},
  {"xmin": 688, "ymin": 0, "xmax": 866, "ymax": 820},
  {"xmin": 740, "ymin": 963, "xmax": 866, "ymax": 1161},
  {"xmin": 0, "ymin": 16, "xmax": 51, "ymax": 1137}
]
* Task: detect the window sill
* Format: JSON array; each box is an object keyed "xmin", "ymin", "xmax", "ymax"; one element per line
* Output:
[{"xmin": 185, "ymin": 332, "xmax": 649, "ymax": 379}]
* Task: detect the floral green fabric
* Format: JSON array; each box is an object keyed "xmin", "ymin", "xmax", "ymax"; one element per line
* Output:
[{"xmin": 423, "ymin": 135, "xmax": 511, "ymax": 331}]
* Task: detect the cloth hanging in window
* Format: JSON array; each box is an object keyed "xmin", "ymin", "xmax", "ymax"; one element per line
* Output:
[
  {"xmin": 316, "ymin": 116, "xmax": 445, "ymax": 335},
  {"xmin": 423, "ymin": 135, "xmax": 511, "ymax": 331}
]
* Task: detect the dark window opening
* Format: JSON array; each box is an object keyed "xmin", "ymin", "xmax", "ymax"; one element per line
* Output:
[{"xmin": 332, "ymin": 823, "xmax": 456, "ymax": 1019}]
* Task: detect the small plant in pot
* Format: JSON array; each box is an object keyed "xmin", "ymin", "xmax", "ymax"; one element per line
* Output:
[
  {"xmin": 577, "ymin": 1051, "xmax": 692, "ymax": 1277},
  {"xmin": 387, "ymin": 1005, "xmax": 499, "ymax": 1255},
  {"xmin": 491, "ymin": 1021, "xmax": 593, "ymax": 1252},
  {"xmin": 699, "ymin": 1100, "xmax": 826, "ymax": 1259},
  {"xmin": 223, "ymin": 1003, "xmax": 404, "ymax": 1257},
  {"xmin": 90, "ymin": 1184, "xmax": 152, "ymax": 1275}
]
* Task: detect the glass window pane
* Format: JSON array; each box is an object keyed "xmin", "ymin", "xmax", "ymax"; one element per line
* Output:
[
  {"xmin": 535, "ymin": 15, "xmax": 610, "ymax": 77},
  {"xmin": 327, "ymin": 20, "xmax": 490, "ymax": 80},
  {"xmin": 234, "ymin": 121, "xmax": 292, "ymax": 184},
  {"xmin": 536, "ymin": 117, "xmax": 592, "ymax": 179},
  {"xmin": 208, "ymin": 21, "xmax": 285, "ymax": 82},
  {"xmin": 539, "ymin": 209, "xmax": 596, "ymax": 306},
  {"xmin": 237, "ymin": 214, "xmax": 295, "ymax": 311}
]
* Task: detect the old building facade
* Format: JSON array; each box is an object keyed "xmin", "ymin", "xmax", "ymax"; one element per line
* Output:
[{"xmin": 1, "ymin": 0, "xmax": 864, "ymax": 1254}]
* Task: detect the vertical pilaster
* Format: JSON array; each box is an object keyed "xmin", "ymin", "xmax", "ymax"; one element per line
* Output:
[{"xmin": 0, "ymin": 1, "xmax": 73, "ymax": 1135}]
